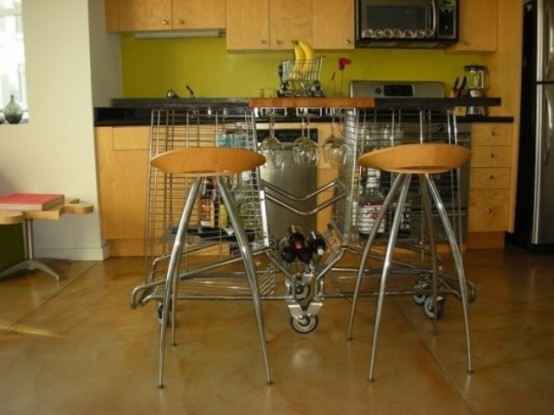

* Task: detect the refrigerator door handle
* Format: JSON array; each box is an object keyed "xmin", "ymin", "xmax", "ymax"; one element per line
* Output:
[{"xmin": 545, "ymin": 84, "xmax": 553, "ymax": 164}]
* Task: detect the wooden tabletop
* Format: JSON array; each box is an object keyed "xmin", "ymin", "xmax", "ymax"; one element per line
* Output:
[{"xmin": 0, "ymin": 198, "xmax": 94, "ymax": 225}]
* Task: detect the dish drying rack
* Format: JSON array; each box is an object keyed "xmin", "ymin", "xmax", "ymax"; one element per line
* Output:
[
  {"xmin": 320, "ymin": 107, "xmax": 476, "ymax": 318},
  {"xmin": 130, "ymin": 107, "xmax": 281, "ymax": 310},
  {"xmin": 279, "ymin": 57, "xmax": 324, "ymax": 97}
]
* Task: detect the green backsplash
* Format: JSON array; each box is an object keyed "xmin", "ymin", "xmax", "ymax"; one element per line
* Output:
[{"xmin": 121, "ymin": 35, "xmax": 480, "ymax": 98}]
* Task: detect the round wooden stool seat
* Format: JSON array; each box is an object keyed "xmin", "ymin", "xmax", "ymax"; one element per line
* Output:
[
  {"xmin": 150, "ymin": 147, "xmax": 266, "ymax": 175},
  {"xmin": 357, "ymin": 143, "xmax": 471, "ymax": 174}
]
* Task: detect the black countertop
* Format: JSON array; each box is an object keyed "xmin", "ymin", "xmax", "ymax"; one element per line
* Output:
[{"xmin": 94, "ymin": 97, "xmax": 512, "ymax": 126}]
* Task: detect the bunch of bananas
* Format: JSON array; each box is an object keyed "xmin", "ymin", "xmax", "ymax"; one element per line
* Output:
[{"xmin": 290, "ymin": 40, "xmax": 315, "ymax": 80}]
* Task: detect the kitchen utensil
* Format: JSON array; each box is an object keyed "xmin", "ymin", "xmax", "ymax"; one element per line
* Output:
[{"xmin": 457, "ymin": 76, "xmax": 467, "ymax": 98}]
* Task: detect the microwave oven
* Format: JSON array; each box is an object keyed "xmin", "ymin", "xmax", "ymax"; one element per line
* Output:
[{"xmin": 355, "ymin": 0, "xmax": 458, "ymax": 48}]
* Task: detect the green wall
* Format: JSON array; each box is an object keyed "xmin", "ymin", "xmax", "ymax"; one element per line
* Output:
[{"xmin": 120, "ymin": 35, "xmax": 480, "ymax": 98}]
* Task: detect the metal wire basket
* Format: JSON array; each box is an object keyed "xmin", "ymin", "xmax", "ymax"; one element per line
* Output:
[{"xmin": 280, "ymin": 56, "xmax": 324, "ymax": 96}]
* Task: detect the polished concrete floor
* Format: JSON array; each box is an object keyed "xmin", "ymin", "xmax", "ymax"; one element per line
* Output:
[{"xmin": 1, "ymin": 243, "xmax": 553, "ymax": 414}]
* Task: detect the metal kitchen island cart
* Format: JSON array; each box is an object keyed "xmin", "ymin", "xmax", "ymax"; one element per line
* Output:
[{"xmin": 129, "ymin": 97, "xmax": 477, "ymax": 336}]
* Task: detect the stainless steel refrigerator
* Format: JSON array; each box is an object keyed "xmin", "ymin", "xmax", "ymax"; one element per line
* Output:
[{"xmin": 510, "ymin": 0, "xmax": 554, "ymax": 251}]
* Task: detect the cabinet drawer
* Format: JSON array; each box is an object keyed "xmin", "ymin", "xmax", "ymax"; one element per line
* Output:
[
  {"xmin": 471, "ymin": 123, "xmax": 512, "ymax": 146},
  {"xmin": 113, "ymin": 127, "xmax": 150, "ymax": 150},
  {"xmin": 468, "ymin": 189, "xmax": 510, "ymax": 232},
  {"xmin": 470, "ymin": 167, "xmax": 510, "ymax": 189},
  {"xmin": 470, "ymin": 146, "xmax": 511, "ymax": 167}
]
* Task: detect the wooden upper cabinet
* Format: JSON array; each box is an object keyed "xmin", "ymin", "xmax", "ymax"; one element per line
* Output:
[
  {"xmin": 227, "ymin": 0, "xmax": 312, "ymax": 51},
  {"xmin": 269, "ymin": 0, "xmax": 312, "ymax": 50},
  {"xmin": 105, "ymin": 0, "xmax": 119, "ymax": 31},
  {"xmin": 448, "ymin": 0, "xmax": 498, "ymax": 53},
  {"xmin": 118, "ymin": 0, "xmax": 172, "ymax": 32},
  {"xmin": 226, "ymin": 0, "xmax": 270, "ymax": 50},
  {"xmin": 172, "ymin": 0, "xmax": 226, "ymax": 30},
  {"xmin": 109, "ymin": 0, "xmax": 225, "ymax": 32},
  {"xmin": 312, "ymin": 0, "xmax": 354, "ymax": 49}
]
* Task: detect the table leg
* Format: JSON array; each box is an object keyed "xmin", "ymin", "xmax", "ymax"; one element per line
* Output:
[{"xmin": 0, "ymin": 219, "xmax": 65, "ymax": 281}]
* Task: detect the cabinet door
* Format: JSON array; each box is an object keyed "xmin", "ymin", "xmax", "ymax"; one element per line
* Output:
[
  {"xmin": 312, "ymin": 0, "xmax": 354, "ymax": 49},
  {"xmin": 118, "ymin": 0, "xmax": 172, "ymax": 31},
  {"xmin": 226, "ymin": 0, "xmax": 270, "ymax": 50},
  {"xmin": 105, "ymin": 0, "xmax": 119, "ymax": 32},
  {"xmin": 172, "ymin": 0, "xmax": 226, "ymax": 30},
  {"xmin": 95, "ymin": 127, "xmax": 149, "ymax": 246},
  {"xmin": 468, "ymin": 189, "xmax": 510, "ymax": 232},
  {"xmin": 270, "ymin": 0, "xmax": 312, "ymax": 49},
  {"xmin": 468, "ymin": 123, "xmax": 512, "ymax": 234},
  {"xmin": 448, "ymin": 0, "xmax": 498, "ymax": 52}
]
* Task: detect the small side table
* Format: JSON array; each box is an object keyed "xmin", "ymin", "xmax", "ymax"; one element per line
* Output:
[{"xmin": 0, "ymin": 198, "xmax": 93, "ymax": 281}]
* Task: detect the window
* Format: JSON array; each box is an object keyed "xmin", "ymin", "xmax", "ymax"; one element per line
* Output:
[{"xmin": 0, "ymin": 0, "xmax": 26, "ymax": 121}]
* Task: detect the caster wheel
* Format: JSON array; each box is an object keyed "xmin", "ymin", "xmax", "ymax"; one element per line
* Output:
[
  {"xmin": 423, "ymin": 296, "xmax": 445, "ymax": 320},
  {"xmin": 412, "ymin": 281, "xmax": 429, "ymax": 305},
  {"xmin": 290, "ymin": 315, "xmax": 319, "ymax": 334},
  {"xmin": 295, "ymin": 283, "xmax": 311, "ymax": 301}
]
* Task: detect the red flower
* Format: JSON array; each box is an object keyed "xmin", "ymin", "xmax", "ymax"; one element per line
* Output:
[{"xmin": 339, "ymin": 57, "xmax": 352, "ymax": 71}]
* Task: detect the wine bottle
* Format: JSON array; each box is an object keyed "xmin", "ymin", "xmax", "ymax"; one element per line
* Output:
[
  {"xmin": 287, "ymin": 225, "xmax": 306, "ymax": 251},
  {"xmin": 308, "ymin": 230, "xmax": 326, "ymax": 256},
  {"xmin": 296, "ymin": 246, "xmax": 313, "ymax": 264},
  {"xmin": 234, "ymin": 170, "xmax": 258, "ymax": 232},
  {"xmin": 287, "ymin": 225, "xmax": 312, "ymax": 264},
  {"xmin": 357, "ymin": 172, "xmax": 385, "ymax": 236},
  {"xmin": 211, "ymin": 179, "xmax": 228, "ymax": 229},
  {"xmin": 199, "ymin": 177, "xmax": 215, "ymax": 229},
  {"xmin": 278, "ymin": 237, "xmax": 296, "ymax": 263}
]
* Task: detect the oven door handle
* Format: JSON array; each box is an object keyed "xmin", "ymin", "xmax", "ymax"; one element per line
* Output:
[{"xmin": 430, "ymin": 0, "xmax": 438, "ymax": 37}]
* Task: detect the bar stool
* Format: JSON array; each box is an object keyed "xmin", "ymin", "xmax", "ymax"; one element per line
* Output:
[
  {"xmin": 347, "ymin": 143, "xmax": 473, "ymax": 381},
  {"xmin": 150, "ymin": 147, "xmax": 272, "ymax": 388}
]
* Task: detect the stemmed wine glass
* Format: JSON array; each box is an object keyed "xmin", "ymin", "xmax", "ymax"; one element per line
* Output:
[
  {"xmin": 293, "ymin": 114, "xmax": 319, "ymax": 166},
  {"xmin": 322, "ymin": 114, "xmax": 347, "ymax": 167},
  {"xmin": 259, "ymin": 114, "xmax": 284, "ymax": 168}
]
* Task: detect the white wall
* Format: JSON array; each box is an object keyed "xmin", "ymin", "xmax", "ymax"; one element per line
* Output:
[{"xmin": 0, "ymin": 0, "xmax": 122, "ymax": 260}]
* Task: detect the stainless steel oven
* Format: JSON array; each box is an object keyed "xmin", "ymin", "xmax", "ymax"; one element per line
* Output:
[{"xmin": 355, "ymin": 0, "xmax": 458, "ymax": 48}]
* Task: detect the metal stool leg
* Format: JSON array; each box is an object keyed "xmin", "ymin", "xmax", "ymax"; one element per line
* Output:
[
  {"xmin": 424, "ymin": 174, "xmax": 473, "ymax": 374},
  {"xmin": 368, "ymin": 173, "xmax": 411, "ymax": 382},
  {"xmin": 218, "ymin": 177, "xmax": 273, "ymax": 385},
  {"xmin": 418, "ymin": 175, "xmax": 441, "ymax": 335},
  {"xmin": 158, "ymin": 177, "xmax": 202, "ymax": 389},
  {"xmin": 347, "ymin": 173, "xmax": 407, "ymax": 340}
]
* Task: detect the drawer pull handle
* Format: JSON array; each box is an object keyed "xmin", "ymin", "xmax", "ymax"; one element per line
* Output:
[
  {"xmin": 489, "ymin": 175, "xmax": 495, "ymax": 180},
  {"xmin": 487, "ymin": 208, "xmax": 493, "ymax": 214},
  {"xmin": 490, "ymin": 153, "xmax": 496, "ymax": 158}
]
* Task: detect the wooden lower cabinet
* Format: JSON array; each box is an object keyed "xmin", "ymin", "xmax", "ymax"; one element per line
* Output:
[
  {"xmin": 95, "ymin": 126, "xmax": 150, "ymax": 256},
  {"xmin": 96, "ymin": 122, "xmax": 516, "ymax": 255},
  {"xmin": 467, "ymin": 123, "xmax": 513, "ymax": 249}
]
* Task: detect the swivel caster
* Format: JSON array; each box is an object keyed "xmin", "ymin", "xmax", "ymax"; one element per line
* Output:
[
  {"xmin": 412, "ymin": 281, "xmax": 429, "ymax": 305},
  {"xmin": 290, "ymin": 314, "xmax": 319, "ymax": 334},
  {"xmin": 295, "ymin": 283, "xmax": 311, "ymax": 301},
  {"xmin": 423, "ymin": 296, "xmax": 445, "ymax": 320}
]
